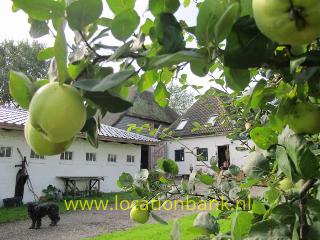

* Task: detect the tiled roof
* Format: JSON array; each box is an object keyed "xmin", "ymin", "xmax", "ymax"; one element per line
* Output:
[
  {"xmin": 169, "ymin": 89, "xmax": 232, "ymax": 138},
  {"xmin": 0, "ymin": 105, "xmax": 159, "ymax": 145}
]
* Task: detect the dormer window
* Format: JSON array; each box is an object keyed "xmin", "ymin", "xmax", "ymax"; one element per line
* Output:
[
  {"xmin": 207, "ymin": 115, "xmax": 218, "ymax": 126},
  {"xmin": 176, "ymin": 119, "xmax": 188, "ymax": 130}
]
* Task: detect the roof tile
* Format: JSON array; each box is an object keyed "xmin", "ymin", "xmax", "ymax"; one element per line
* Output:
[{"xmin": 0, "ymin": 105, "xmax": 158, "ymax": 145}]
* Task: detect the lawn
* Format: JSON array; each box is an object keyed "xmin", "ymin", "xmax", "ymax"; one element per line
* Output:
[
  {"xmin": 87, "ymin": 214, "xmax": 208, "ymax": 240},
  {"xmin": 0, "ymin": 192, "xmax": 137, "ymax": 224}
]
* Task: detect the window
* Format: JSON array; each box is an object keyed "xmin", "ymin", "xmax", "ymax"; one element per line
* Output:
[
  {"xmin": 86, "ymin": 152, "xmax": 96, "ymax": 162},
  {"xmin": 60, "ymin": 151, "xmax": 73, "ymax": 160},
  {"xmin": 30, "ymin": 150, "xmax": 44, "ymax": 159},
  {"xmin": 108, "ymin": 154, "xmax": 117, "ymax": 163},
  {"xmin": 197, "ymin": 148, "xmax": 208, "ymax": 161},
  {"xmin": 175, "ymin": 149, "xmax": 184, "ymax": 162},
  {"xmin": 0, "ymin": 146, "xmax": 12, "ymax": 158},
  {"xmin": 207, "ymin": 115, "xmax": 218, "ymax": 126},
  {"xmin": 127, "ymin": 155, "xmax": 135, "ymax": 163},
  {"xmin": 176, "ymin": 119, "xmax": 188, "ymax": 130}
]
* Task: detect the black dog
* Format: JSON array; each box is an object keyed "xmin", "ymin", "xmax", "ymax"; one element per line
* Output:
[{"xmin": 27, "ymin": 202, "xmax": 60, "ymax": 229}]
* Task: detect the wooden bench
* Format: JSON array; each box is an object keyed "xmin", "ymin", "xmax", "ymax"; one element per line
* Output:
[{"xmin": 57, "ymin": 176, "xmax": 104, "ymax": 197}]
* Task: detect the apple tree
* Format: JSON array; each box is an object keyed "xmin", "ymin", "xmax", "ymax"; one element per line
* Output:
[{"xmin": 8, "ymin": 0, "xmax": 320, "ymax": 239}]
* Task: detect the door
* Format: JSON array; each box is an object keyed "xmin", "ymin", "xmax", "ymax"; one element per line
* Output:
[
  {"xmin": 140, "ymin": 145, "xmax": 149, "ymax": 169},
  {"xmin": 217, "ymin": 145, "xmax": 230, "ymax": 170}
]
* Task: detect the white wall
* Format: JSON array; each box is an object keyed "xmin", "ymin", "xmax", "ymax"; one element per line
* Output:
[
  {"xmin": 0, "ymin": 129, "xmax": 141, "ymax": 206},
  {"xmin": 166, "ymin": 135, "xmax": 249, "ymax": 175}
]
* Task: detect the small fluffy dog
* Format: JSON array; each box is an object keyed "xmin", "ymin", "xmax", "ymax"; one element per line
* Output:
[{"xmin": 27, "ymin": 202, "xmax": 60, "ymax": 229}]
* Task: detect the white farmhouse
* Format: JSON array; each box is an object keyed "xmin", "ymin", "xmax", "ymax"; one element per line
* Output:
[
  {"xmin": 166, "ymin": 91, "xmax": 249, "ymax": 175},
  {"xmin": 0, "ymin": 106, "xmax": 158, "ymax": 205}
]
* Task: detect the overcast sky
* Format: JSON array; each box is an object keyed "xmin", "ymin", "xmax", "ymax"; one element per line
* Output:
[{"xmin": 0, "ymin": 0, "xmax": 217, "ymax": 93}]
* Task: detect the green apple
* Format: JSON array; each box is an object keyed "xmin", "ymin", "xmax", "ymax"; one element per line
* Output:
[
  {"xmin": 130, "ymin": 206, "xmax": 150, "ymax": 224},
  {"xmin": 29, "ymin": 82, "xmax": 86, "ymax": 143},
  {"xmin": 253, "ymin": 0, "xmax": 320, "ymax": 45},
  {"xmin": 278, "ymin": 178, "xmax": 294, "ymax": 191},
  {"xmin": 287, "ymin": 102, "xmax": 320, "ymax": 134},
  {"xmin": 25, "ymin": 119, "xmax": 73, "ymax": 156}
]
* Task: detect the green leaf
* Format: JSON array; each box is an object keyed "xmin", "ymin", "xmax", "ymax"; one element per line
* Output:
[
  {"xmin": 224, "ymin": 67, "xmax": 250, "ymax": 91},
  {"xmin": 140, "ymin": 18, "xmax": 154, "ymax": 35},
  {"xmin": 9, "ymin": 71, "xmax": 35, "ymax": 109},
  {"xmin": 250, "ymin": 127, "xmax": 278, "ymax": 150},
  {"xmin": 252, "ymin": 200, "xmax": 267, "ymax": 215},
  {"xmin": 246, "ymin": 80, "xmax": 274, "ymax": 109},
  {"xmin": 231, "ymin": 211, "xmax": 254, "ymax": 240},
  {"xmin": 307, "ymin": 222, "xmax": 320, "ymax": 240},
  {"xmin": 111, "ymin": 9, "xmax": 140, "ymax": 41},
  {"xmin": 154, "ymin": 81, "xmax": 169, "ymax": 107},
  {"xmin": 67, "ymin": 0, "xmax": 103, "ymax": 30},
  {"xmin": 276, "ymin": 146, "xmax": 293, "ymax": 181},
  {"xmin": 144, "ymin": 50, "xmax": 205, "ymax": 70},
  {"xmin": 196, "ymin": 0, "xmax": 232, "ymax": 46},
  {"xmin": 190, "ymin": 60, "xmax": 209, "ymax": 77},
  {"xmin": 117, "ymin": 172, "xmax": 134, "ymax": 190},
  {"xmin": 138, "ymin": 71, "xmax": 158, "ymax": 92},
  {"xmin": 154, "ymin": 13, "xmax": 185, "ymax": 54},
  {"xmin": 170, "ymin": 220, "xmax": 181, "ymax": 240},
  {"xmin": 73, "ymin": 69, "xmax": 135, "ymax": 92},
  {"xmin": 214, "ymin": 2, "xmax": 239, "ymax": 43},
  {"xmin": 198, "ymin": 174, "xmax": 214, "ymax": 185},
  {"xmin": 193, "ymin": 212, "xmax": 219, "ymax": 234},
  {"xmin": 270, "ymin": 204, "xmax": 297, "ymax": 224},
  {"xmin": 183, "ymin": 0, "xmax": 191, "ymax": 7},
  {"xmin": 285, "ymin": 133, "xmax": 320, "ymax": 179},
  {"xmin": 108, "ymin": 41, "xmax": 132, "ymax": 61},
  {"xmin": 12, "ymin": 0, "xmax": 64, "ymax": 21},
  {"xmin": 157, "ymin": 158, "xmax": 179, "ymax": 175},
  {"xmin": 54, "ymin": 26, "xmax": 68, "ymax": 83},
  {"xmin": 247, "ymin": 219, "xmax": 291, "ymax": 240},
  {"xmin": 149, "ymin": 0, "xmax": 180, "ymax": 15},
  {"xmin": 243, "ymin": 151, "xmax": 270, "ymax": 179},
  {"xmin": 224, "ymin": 16, "xmax": 276, "ymax": 69},
  {"xmin": 29, "ymin": 20, "xmax": 49, "ymax": 38},
  {"xmin": 37, "ymin": 47, "xmax": 54, "ymax": 61},
  {"xmin": 106, "ymin": 0, "xmax": 135, "ymax": 14},
  {"xmin": 85, "ymin": 91, "xmax": 132, "ymax": 113},
  {"xmin": 307, "ymin": 199, "xmax": 320, "ymax": 219},
  {"xmin": 263, "ymin": 187, "xmax": 281, "ymax": 205},
  {"xmin": 240, "ymin": 0, "xmax": 253, "ymax": 16},
  {"xmin": 150, "ymin": 212, "xmax": 168, "ymax": 225},
  {"xmin": 68, "ymin": 60, "xmax": 88, "ymax": 80},
  {"xmin": 229, "ymin": 164, "xmax": 241, "ymax": 176},
  {"xmin": 82, "ymin": 118, "xmax": 99, "ymax": 148},
  {"xmin": 97, "ymin": 17, "xmax": 112, "ymax": 27}
]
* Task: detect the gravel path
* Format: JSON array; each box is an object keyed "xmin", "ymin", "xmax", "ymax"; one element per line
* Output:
[{"xmin": 0, "ymin": 204, "xmax": 196, "ymax": 240}]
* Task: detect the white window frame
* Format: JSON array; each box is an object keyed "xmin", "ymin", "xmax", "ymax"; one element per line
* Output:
[
  {"xmin": 0, "ymin": 146, "xmax": 12, "ymax": 159},
  {"xmin": 126, "ymin": 155, "xmax": 135, "ymax": 164},
  {"xmin": 30, "ymin": 150, "xmax": 45, "ymax": 160},
  {"xmin": 176, "ymin": 119, "xmax": 188, "ymax": 130},
  {"xmin": 86, "ymin": 152, "xmax": 96, "ymax": 162},
  {"xmin": 60, "ymin": 151, "xmax": 73, "ymax": 161},
  {"xmin": 207, "ymin": 114, "xmax": 218, "ymax": 126},
  {"xmin": 107, "ymin": 153, "xmax": 117, "ymax": 163}
]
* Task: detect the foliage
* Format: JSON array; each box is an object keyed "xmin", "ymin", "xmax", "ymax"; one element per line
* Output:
[
  {"xmin": 168, "ymin": 84, "xmax": 195, "ymax": 115},
  {"xmin": 42, "ymin": 184, "xmax": 62, "ymax": 201},
  {"xmin": 8, "ymin": 0, "xmax": 320, "ymax": 239},
  {"xmin": 0, "ymin": 40, "xmax": 48, "ymax": 106}
]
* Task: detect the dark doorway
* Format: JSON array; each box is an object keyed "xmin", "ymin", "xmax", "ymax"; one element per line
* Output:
[
  {"xmin": 217, "ymin": 145, "xmax": 230, "ymax": 170},
  {"xmin": 141, "ymin": 145, "xmax": 149, "ymax": 169}
]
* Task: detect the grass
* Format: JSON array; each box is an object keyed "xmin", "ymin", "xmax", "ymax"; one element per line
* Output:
[
  {"xmin": 0, "ymin": 192, "xmax": 137, "ymax": 224},
  {"xmin": 87, "ymin": 214, "xmax": 206, "ymax": 240}
]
